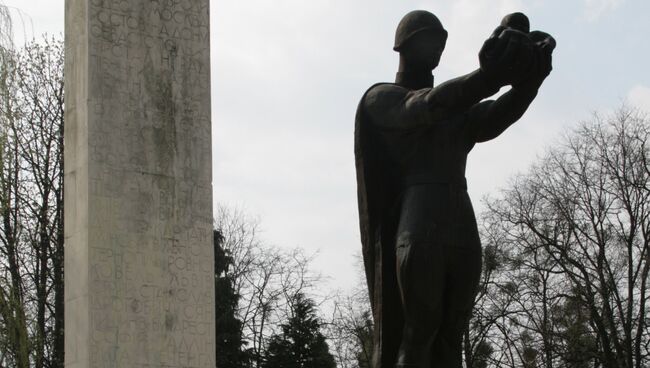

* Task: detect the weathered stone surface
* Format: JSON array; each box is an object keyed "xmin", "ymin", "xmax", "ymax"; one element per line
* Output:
[{"xmin": 64, "ymin": 0, "xmax": 214, "ymax": 367}]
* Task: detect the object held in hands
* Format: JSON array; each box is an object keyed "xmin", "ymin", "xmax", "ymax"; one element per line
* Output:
[{"xmin": 479, "ymin": 12, "xmax": 555, "ymax": 89}]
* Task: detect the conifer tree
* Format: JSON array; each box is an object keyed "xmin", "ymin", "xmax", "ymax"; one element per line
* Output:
[
  {"xmin": 262, "ymin": 293, "xmax": 335, "ymax": 368},
  {"xmin": 214, "ymin": 230, "xmax": 249, "ymax": 367}
]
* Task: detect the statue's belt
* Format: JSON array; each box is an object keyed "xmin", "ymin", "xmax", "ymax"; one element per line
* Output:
[{"xmin": 401, "ymin": 173, "xmax": 467, "ymax": 189}]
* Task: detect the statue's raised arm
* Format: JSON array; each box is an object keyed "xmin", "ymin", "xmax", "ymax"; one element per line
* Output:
[
  {"xmin": 362, "ymin": 11, "xmax": 554, "ymax": 132},
  {"xmin": 467, "ymin": 13, "xmax": 555, "ymax": 142}
]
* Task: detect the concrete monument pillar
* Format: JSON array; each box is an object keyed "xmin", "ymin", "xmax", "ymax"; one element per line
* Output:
[{"xmin": 64, "ymin": 0, "xmax": 214, "ymax": 366}]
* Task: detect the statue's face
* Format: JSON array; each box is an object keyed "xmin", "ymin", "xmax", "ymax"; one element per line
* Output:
[{"xmin": 401, "ymin": 30, "xmax": 447, "ymax": 70}]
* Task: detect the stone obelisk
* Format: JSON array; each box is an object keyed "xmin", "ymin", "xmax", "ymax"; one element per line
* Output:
[{"xmin": 64, "ymin": 0, "xmax": 214, "ymax": 366}]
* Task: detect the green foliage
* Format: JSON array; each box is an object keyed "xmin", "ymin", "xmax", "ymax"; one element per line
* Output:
[
  {"xmin": 520, "ymin": 331, "xmax": 538, "ymax": 368},
  {"xmin": 470, "ymin": 341, "xmax": 493, "ymax": 368},
  {"xmin": 262, "ymin": 293, "xmax": 336, "ymax": 368},
  {"xmin": 214, "ymin": 230, "xmax": 250, "ymax": 367},
  {"xmin": 553, "ymin": 293, "xmax": 598, "ymax": 368}
]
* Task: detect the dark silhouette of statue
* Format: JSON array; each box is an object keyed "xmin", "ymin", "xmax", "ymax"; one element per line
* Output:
[{"xmin": 354, "ymin": 11, "xmax": 555, "ymax": 368}]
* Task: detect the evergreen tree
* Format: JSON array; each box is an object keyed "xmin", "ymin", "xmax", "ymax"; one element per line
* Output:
[
  {"xmin": 554, "ymin": 292, "xmax": 598, "ymax": 368},
  {"xmin": 469, "ymin": 341, "xmax": 493, "ymax": 368},
  {"xmin": 214, "ymin": 230, "xmax": 249, "ymax": 367},
  {"xmin": 262, "ymin": 293, "xmax": 336, "ymax": 368}
]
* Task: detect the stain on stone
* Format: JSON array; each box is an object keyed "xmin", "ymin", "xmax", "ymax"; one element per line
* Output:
[
  {"xmin": 130, "ymin": 298, "xmax": 140, "ymax": 312},
  {"xmin": 143, "ymin": 50, "xmax": 178, "ymax": 175},
  {"xmin": 165, "ymin": 312, "xmax": 176, "ymax": 331}
]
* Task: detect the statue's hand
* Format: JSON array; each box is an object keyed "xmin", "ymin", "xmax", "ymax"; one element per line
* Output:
[
  {"xmin": 479, "ymin": 27, "xmax": 536, "ymax": 88},
  {"xmin": 514, "ymin": 30, "xmax": 555, "ymax": 91}
]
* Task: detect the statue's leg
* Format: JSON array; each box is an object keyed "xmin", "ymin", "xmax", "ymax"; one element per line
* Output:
[
  {"xmin": 395, "ymin": 238, "xmax": 445, "ymax": 367},
  {"xmin": 394, "ymin": 185, "xmax": 449, "ymax": 368},
  {"xmin": 428, "ymin": 250, "xmax": 480, "ymax": 368},
  {"xmin": 430, "ymin": 192, "xmax": 482, "ymax": 368}
]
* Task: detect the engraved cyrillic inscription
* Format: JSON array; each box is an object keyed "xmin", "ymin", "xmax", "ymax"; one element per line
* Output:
[{"xmin": 65, "ymin": 0, "xmax": 214, "ymax": 366}]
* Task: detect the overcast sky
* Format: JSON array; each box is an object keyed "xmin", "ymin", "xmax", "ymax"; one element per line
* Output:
[{"xmin": 3, "ymin": 0, "xmax": 650, "ymax": 292}]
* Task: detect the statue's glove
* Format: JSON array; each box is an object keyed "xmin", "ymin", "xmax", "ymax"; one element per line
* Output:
[{"xmin": 479, "ymin": 26, "xmax": 536, "ymax": 89}]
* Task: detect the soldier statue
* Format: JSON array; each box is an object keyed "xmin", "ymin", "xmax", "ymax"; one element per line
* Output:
[{"xmin": 354, "ymin": 11, "xmax": 555, "ymax": 368}]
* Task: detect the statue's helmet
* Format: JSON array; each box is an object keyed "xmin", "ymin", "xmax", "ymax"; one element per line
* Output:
[{"xmin": 393, "ymin": 10, "xmax": 448, "ymax": 52}]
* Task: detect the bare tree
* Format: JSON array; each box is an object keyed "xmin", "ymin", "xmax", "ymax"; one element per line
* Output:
[
  {"xmin": 325, "ymin": 286, "xmax": 373, "ymax": 368},
  {"xmin": 473, "ymin": 106, "xmax": 650, "ymax": 368},
  {"xmin": 0, "ymin": 2, "xmax": 12, "ymax": 52},
  {"xmin": 215, "ymin": 205, "xmax": 324, "ymax": 368},
  {"xmin": 0, "ymin": 36, "xmax": 64, "ymax": 368},
  {"xmin": 464, "ymin": 234, "xmax": 520, "ymax": 368}
]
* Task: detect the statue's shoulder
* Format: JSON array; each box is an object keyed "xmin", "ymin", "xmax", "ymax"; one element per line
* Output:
[
  {"xmin": 360, "ymin": 83, "xmax": 408, "ymax": 113},
  {"xmin": 364, "ymin": 82, "xmax": 402, "ymax": 94},
  {"xmin": 363, "ymin": 82, "xmax": 404, "ymax": 101}
]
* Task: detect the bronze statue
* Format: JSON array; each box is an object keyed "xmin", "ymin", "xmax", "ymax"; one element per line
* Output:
[{"xmin": 354, "ymin": 11, "xmax": 555, "ymax": 368}]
